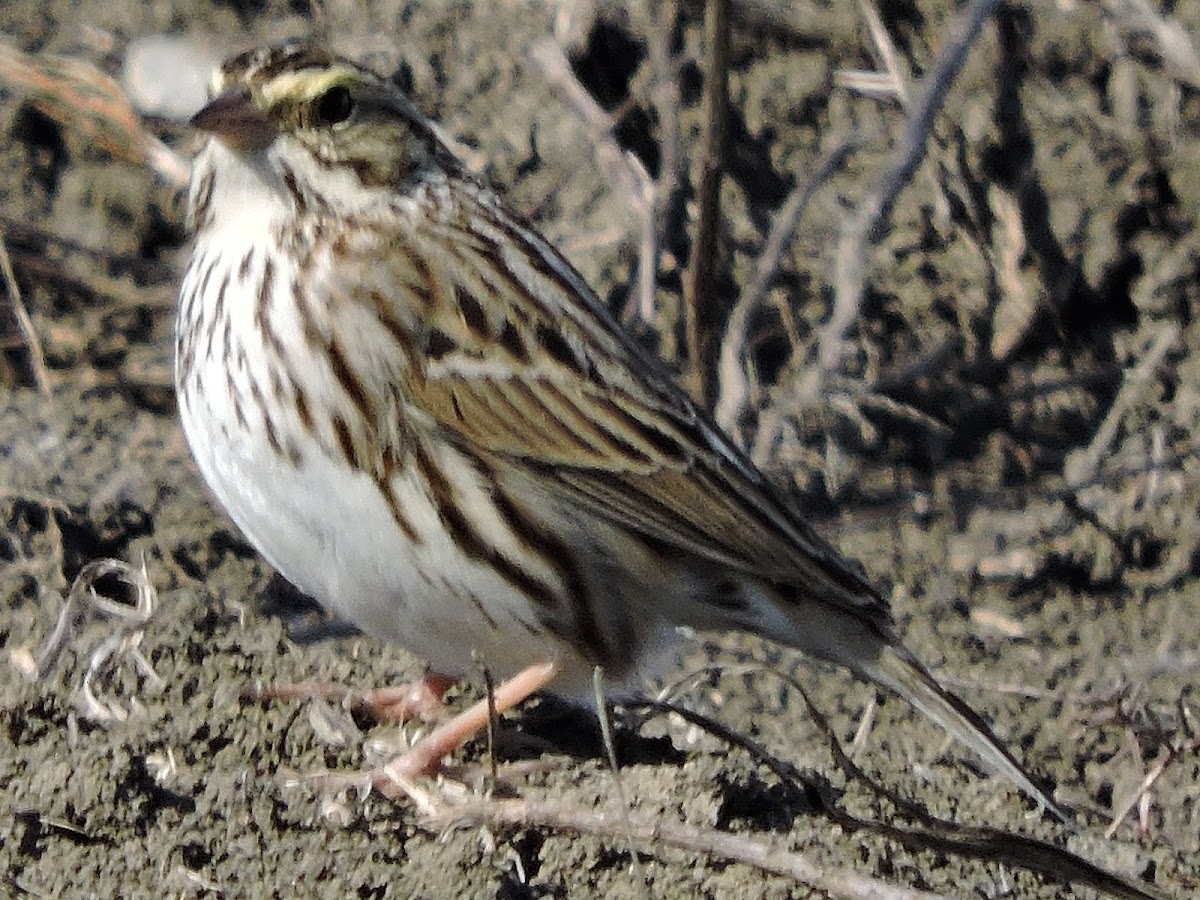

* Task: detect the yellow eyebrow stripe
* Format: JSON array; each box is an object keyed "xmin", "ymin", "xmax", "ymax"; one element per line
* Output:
[{"xmin": 256, "ymin": 65, "xmax": 359, "ymax": 107}]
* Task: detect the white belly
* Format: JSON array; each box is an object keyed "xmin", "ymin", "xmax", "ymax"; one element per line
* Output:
[
  {"xmin": 181, "ymin": 383, "xmax": 574, "ymax": 679},
  {"xmin": 176, "ymin": 235, "xmax": 570, "ymax": 681}
]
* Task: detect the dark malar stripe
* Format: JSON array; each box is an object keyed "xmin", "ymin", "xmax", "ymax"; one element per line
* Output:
[{"xmin": 278, "ymin": 161, "xmax": 307, "ymax": 214}]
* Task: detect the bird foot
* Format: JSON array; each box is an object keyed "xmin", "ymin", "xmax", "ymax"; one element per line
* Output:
[
  {"xmin": 259, "ymin": 662, "xmax": 560, "ymax": 802},
  {"xmin": 366, "ymin": 661, "xmax": 559, "ymax": 798},
  {"xmin": 244, "ymin": 672, "xmax": 457, "ymax": 723}
]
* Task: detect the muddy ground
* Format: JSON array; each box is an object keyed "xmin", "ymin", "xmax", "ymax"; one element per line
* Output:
[{"xmin": 1, "ymin": 1, "xmax": 1198, "ymax": 897}]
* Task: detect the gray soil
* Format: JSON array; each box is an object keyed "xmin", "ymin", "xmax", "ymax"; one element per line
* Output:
[{"xmin": 1, "ymin": 1, "xmax": 1198, "ymax": 897}]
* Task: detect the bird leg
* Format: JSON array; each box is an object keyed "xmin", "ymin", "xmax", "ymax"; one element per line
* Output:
[
  {"xmin": 371, "ymin": 660, "xmax": 558, "ymax": 795},
  {"xmin": 245, "ymin": 672, "xmax": 456, "ymax": 723},
  {"xmin": 353, "ymin": 673, "xmax": 457, "ymax": 722}
]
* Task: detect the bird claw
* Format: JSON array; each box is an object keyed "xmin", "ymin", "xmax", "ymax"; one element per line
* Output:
[{"xmin": 244, "ymin": 671, "xmax": 456, "ymax": 723}]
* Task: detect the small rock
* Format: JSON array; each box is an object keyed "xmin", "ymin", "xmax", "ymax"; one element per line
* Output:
[{"xmin": 122, "ymin": 36, "xmax": 222, "ymax": 121}]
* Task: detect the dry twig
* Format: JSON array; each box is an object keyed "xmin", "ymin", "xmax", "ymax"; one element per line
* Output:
[
  {"xmin": 1063, "ymin": 323, "xmax": 1180, "ymax": 488},
  {"xmin": 1105, "ymin": 695, "xmax": 1199, "ymax": 839},
  {"xmin": 14, "ymin": 557, "xmax": 162, "ymax": 724},
  {"xmin": 713, "ymin": 135, "xmax": 859, "ymax": 435},
  {"xmin": 527, "ymin": 37, "xmax": 653, "ymax": 229},
  {"xmin": 0, "ymin": 231, "xmax": 50, "ymax": 395},
  {"xmin": 800, "ymin": 0, "xmax": 1004, "ymax": 409},
  {"xmin": 653, "ymin": 664, "xmax": 1163, "ymax": 900},
  {"xmin": 682, "ymin": 0, "xmax": 731, "ymax": 406},
  {"xmin": 1100, "ymin": 0, "xmax": 1200, "ymax": 89},
  {"xmin": 426, "ymin": 794, "xmax": 949, "ymax": 900},
  {"xmin": 636, "ymin": 0, "xmax": 683, "ymax": 326},
  {"xmin": 835, "ymin": 0, "xmax": 912, "ymax": 104}
]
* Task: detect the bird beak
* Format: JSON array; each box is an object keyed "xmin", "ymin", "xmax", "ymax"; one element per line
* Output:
[{"xmin": 189, "ymin": 87, "xmax": 276, "ymax": 152}]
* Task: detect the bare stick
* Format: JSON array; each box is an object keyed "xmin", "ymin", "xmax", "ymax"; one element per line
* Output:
[
  {"xmin": 682, "ymin": 0, "xmax": 730, "ymax": 405},
  {"xmin": 0, "ymin": 231, "xmax": 50, "ymax": 395},
  {"xmin": 1101, "ymin": 0, "xmax": 1200, "ymax": 89},
  {"xmin": 1063, "ymin": 323, "xmax": 1179, "ymax": 488},
  {"xmin": 1105, "ymin": 735, "xmax": 1200, "ymax": 839},
  {"xmin": 713, "ymin": 135, "xmax": 859, "ymax": 433},
  {"xmin": 834, "ymin": 0, "xmax": 911, "ymax": 104},
  {"xmin": 592, "ymin": 666, "xmax": 645, "ymax": 881},
  {"xmin": 426, "ymin": 794, "xmax": 948, "ymax": 900},
  {"xmin": 654, "ymin": 666, "xmax": 1163, "ymax": 900},
  {"xmin": 634, "ymin": 0, "xmax": 683, "ymax": 326},
  {"xmin": 800, "ymin": 0, "xmax": 1003, "ymax": 407},
  {"xmin": 527, "ymin": 38, "xmax": 651, "ymax": 224}
]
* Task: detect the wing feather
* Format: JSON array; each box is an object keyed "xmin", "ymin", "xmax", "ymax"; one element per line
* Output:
[{"xmin": 395, "ymin": 185, "xmax": 882, "ymax": 604}]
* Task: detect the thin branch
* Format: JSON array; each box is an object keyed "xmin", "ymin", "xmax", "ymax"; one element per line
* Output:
[
  {"xmin": 1105, "ymin": 735, "xmax": 1200, "ymax": 839},
  {"xmin": 1063, "ymin": 323, "xmax": 1179, "ymax": 488},
  {"xmin": 0, "ymin": 231, "xmax": 50, "ymax": 395},
  {"xmin": 652, "ymin": 665, "xmax": 1164, "ymax": 900},
  {"xmin": 527, "ymin": 37, "xmax": 653, "ymax": 223},
  {"xmin": 1101, "ymin": 0, "xmax": 1200, "ymax": 89},
  {"xmin": 833, "ymin": 0, "xmax": 911, "ymax": 105},
  {"xmin": 713, "ymin": 134, "xmax": 859, "ymax": 434},
  {"xmin": 799, "ymin": 0, "xmax": 1004, "ymax": 408},
  {"xmin": 682, "ymin": 0, "xmax": 731, "ymax": 406},
  {"xmin": 635, "ymin": 0, "xmax": 683, "ymax": 326},
  {"xmin": 425, "ymin": 795, "xmax": 949, "ymax": 900}
]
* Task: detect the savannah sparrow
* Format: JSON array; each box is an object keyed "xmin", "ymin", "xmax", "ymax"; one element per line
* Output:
[{"xmin": 177, "ymin": 42, "xmax": 1059, "ymax": 814}]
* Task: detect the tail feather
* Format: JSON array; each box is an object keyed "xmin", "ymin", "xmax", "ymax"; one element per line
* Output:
[
  {"xmin": 725, "ymin": 581, "xmax": 1068, "ymax": 822},
  {"xmin": 866, "ymin": 643, "xmax": 1069, "ymax": 823}
]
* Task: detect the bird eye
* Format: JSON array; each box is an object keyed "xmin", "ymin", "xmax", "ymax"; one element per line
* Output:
[{"xmin": 313, "ymin": 85, "xmax": 354, "ymax": 126}]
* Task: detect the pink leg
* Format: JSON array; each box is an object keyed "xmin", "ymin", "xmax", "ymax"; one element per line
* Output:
[
  {"xmin": 373, "ymin": 661, "xmax": 558, "ymax": 795},
  {"xmin": 356, "ymin": 673, "xmax": 456, "ymax": 722},
  {"xmin": 246, "ymin": 672, "xmax": 456, "ymax": 723}
]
